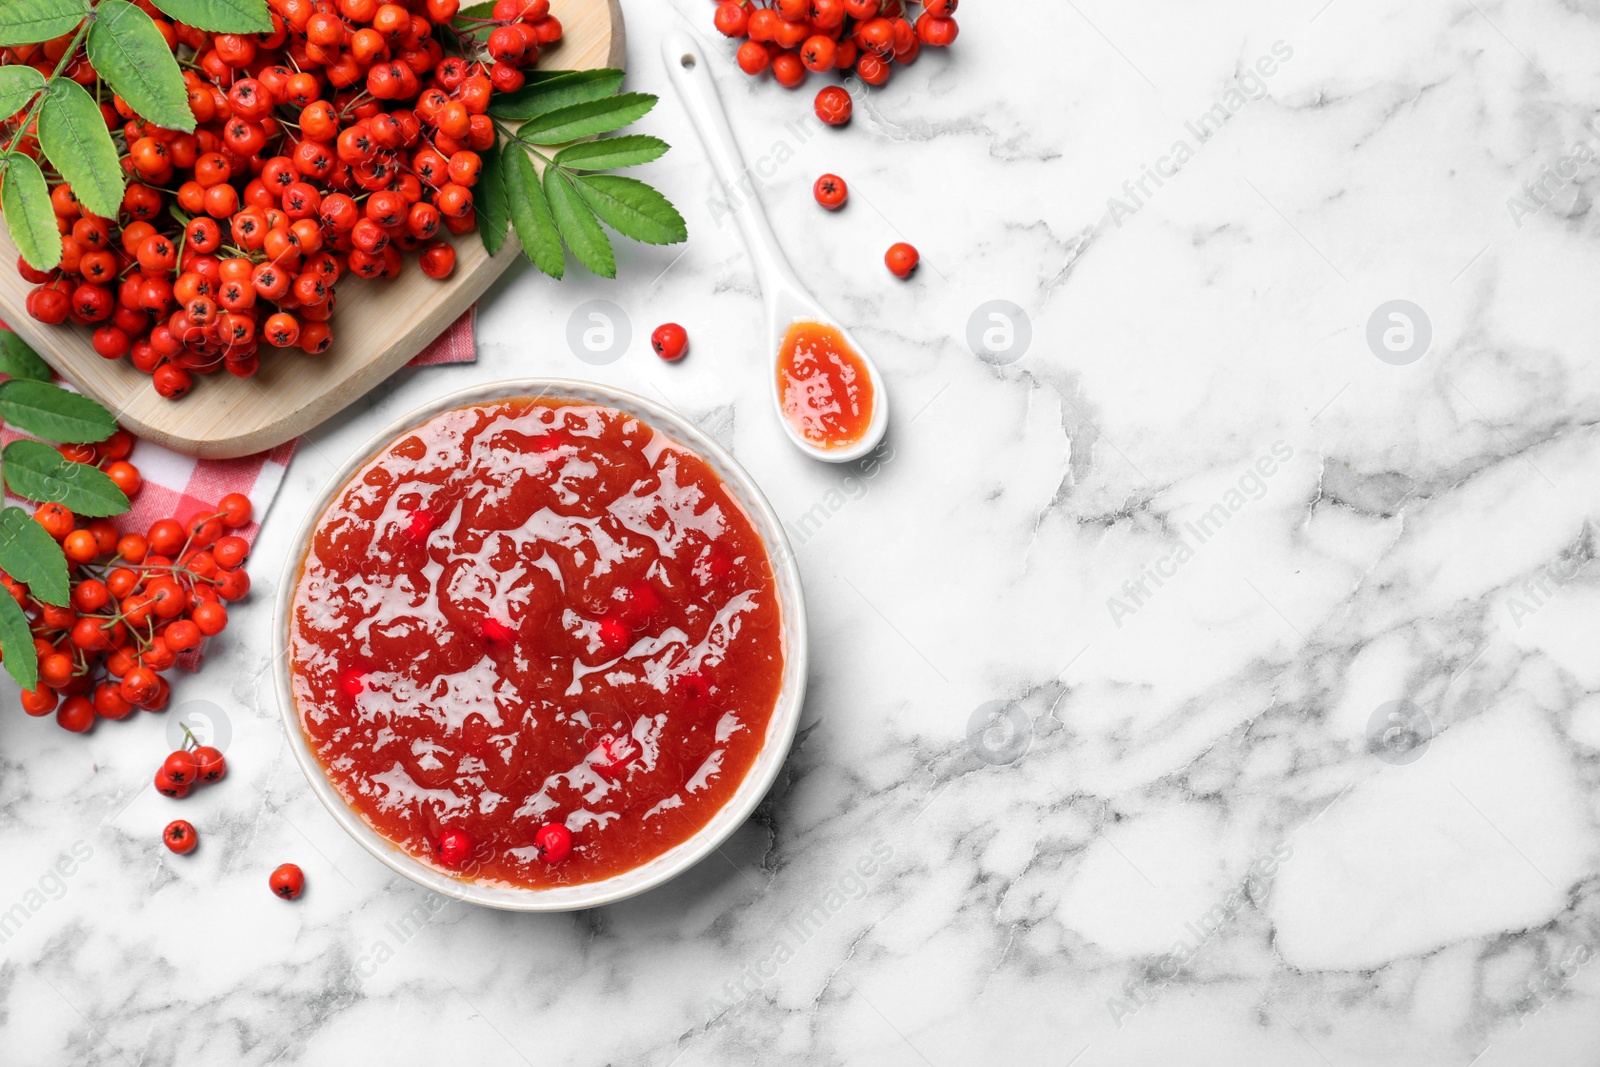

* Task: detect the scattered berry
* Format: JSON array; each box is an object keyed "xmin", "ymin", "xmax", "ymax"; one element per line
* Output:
[
  {"xmin": 651, "ymin": 322, "xmax": 688, "ymax": 362},
  {"xmin": 813, "ymin": 174, "xmax": 848, "ymax": 210},
  {"xmin": 885, "ymin": 241, "xmax": 920, "ymax": 278},
  {"xmin": 164, "ymin": 820, "xmax": 198, "ymax": 855},
  {"xmin": 270, "ymin": 862, "xmax": 305, "ymax": 900}
]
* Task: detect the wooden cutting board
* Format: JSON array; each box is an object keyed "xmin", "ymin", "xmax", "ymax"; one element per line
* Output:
[{"xmin": 0, "ymin": 0, "xmax": 624, "ymax": 459}]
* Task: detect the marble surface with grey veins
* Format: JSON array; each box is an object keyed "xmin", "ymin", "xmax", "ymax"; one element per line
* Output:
[{"xmin": 8, "ymin": 0, "xmax": 1600, "ymax": 1063}]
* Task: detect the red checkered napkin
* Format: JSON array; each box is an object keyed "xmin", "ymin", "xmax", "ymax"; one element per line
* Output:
[{"xmin": 1, "ymin": 308, "xmax": 476, "ymax": 663}]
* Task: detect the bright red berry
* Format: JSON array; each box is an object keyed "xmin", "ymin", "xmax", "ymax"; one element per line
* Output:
[
  {"xmin": 533, "ymin": 822, "xmax": 572, "ymax": 864},
  {"xmin": 163, "ymin": 619, "xmax": 203, "ymax": 654},
  {"xmin": 737, "ymin": 40, "xmax": 771, "ymax": 75},
  {"xmin": 597, "ymin": 616, "xmax": 631, "ymax": 654},
  {"xmin": 814, "ymin": 85, "xmax": 852, "ymax": 124},
  {"xmin": 437, "ymin": 829, "xmax": 472, "ymax": 866},
  {"xmin": 713, "ymin": 0, "xmax": 749, "ymax": 36},
  {"xmin": 56, "ymin": 696, "xmax": 95, "ymax": 733},
  {"xmin": 651, "ymin": 322, "xmax": 688, "ymax": 361},
  {"xmin": 219, "ymin": 492, "xmax": 253, "ymax": 528},
  {"xmin": 885, "ymin": 241, "xmax": 919, "ymax": 278},
  {"xmin": 420, "ymin": 242, "xmax": 456, "ymax": 279},
  {"xmin": 213, "ymin": 535, "xmax": 249, "ymax": 569},
  {"xmin": 404, "ymin": 508, "xmax": 437, "ymax": 542},
  {"xmin": 192, "ymin": 745, "xmax": 227, "ymax": 783},
  {"xmin": 479, "ymin": 617, "xmax": 515, "ymax": 646},
  {"xmin": 153, "ymin": 364, "xmax": 193, "ymax": 399},
  {"xmin": 164, "ymin": 820, "xmax": 198, "ymax": 854},
  {"xmin": 192, "ymin": 601, "xmax": 229, "ymax": 637},
  {"xmin": 814, "ymin": 173, "xmax": 848, "ymax": 210},
  {"xmin": 340, "ymin": 666, "xmax": 367, "ymax": 700},
  {"xmin": 155, "ymin": 768, "xmax": 191, "ymax": 798},
  {"xmin": 270, "ymin": 862, "xmax": 305, "ymax": 899},
  {"xmin": 802, "ymin": 35, "xmax": 837, "ymax": 73},
  {"xmin": 916, "ymin": 13, "xmax": 958, "ymax": 46},
  {"xmin": 772, "ymin": 51, "xmax": 807, "ymax": 88},
  {"xmin": 161, "ymin": 750, "xmax": 201, "ymax": 785}
]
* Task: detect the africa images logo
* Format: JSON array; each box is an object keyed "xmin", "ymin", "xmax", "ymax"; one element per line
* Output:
[{"xmin": 565, "ymin": 300, "xmax": 631, "ymax": 365}]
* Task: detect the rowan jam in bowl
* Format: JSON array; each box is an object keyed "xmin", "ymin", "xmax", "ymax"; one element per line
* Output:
[{"xmin": 286, "ymin": 392, "xmax": 791, "ymax": 896}]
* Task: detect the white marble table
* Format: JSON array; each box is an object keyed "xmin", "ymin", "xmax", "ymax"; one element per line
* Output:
[{"xmin": 8, "ymin": 0, "xmax": 1600, "ymax": 1062}]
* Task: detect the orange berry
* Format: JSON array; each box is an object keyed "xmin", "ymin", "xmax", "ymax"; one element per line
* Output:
[
  {"xmin": 105, "ymin": 461, "xmax": 142, "ymax": 495},
  {"xmin": 34, "ymin": 503, "xmax": 73, "ymax": 540},
  {"xmin": 63, "ymin": 529, "xmax": 100, "ymax": 563},
  {"xmin": 219, "ymin": 493, "xmax": 253, "ymax": 528}
]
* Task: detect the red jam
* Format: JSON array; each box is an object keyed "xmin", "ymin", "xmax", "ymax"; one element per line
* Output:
[
  {"xmin": 288, "ymin": 398, "xmax": 785, "ymax": 889},
  {"xmin": 776, "ymin": 320, "xmax": 874, "ymax": 449}
]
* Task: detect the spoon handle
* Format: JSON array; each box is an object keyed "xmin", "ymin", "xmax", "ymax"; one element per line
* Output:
[{"xmin": 662, "ymin": 31, "xmax": 803, "ymax": 305}]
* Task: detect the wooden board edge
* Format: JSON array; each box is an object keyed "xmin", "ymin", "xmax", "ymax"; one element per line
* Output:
[
  {"xmin": 607, "ymin": 0, "xmax": 626, "ymax": 67},
  {"xmin": 146, "ymin": 244, "xmax": 526, "ymax": 458}
]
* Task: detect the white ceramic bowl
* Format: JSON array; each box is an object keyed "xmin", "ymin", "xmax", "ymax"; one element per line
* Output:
[{"xmin": 272, "ymin": 379, "xmax": 807, "ymax": 911}]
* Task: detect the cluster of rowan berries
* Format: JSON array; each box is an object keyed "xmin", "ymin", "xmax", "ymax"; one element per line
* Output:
[
  {"xmin": 7, "ymin": 0, "xmax": 562, "ymax": 399},
  {"xmin": 7, "ymin": 484, "xmax": 253, "ymax": 733},
  {"xmin": 155, "ymin": 737, "xmax": 227, "ymax": 798},
  {"xmin": 713, "ymin": 0, "xmax": 960, "ymax": 121}
]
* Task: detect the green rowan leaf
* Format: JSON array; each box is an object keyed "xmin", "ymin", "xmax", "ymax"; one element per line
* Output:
[
  {"xmin": 544, "ymin": 168, "xmax": 613, "ymax": 278},
  {"xmin": 506, "ymin": 145, "xmax": 564, "ymax": 278},
  {"xmin": 0, "ymin": 155, "xmax": 61, "ymax": 272},
  {"xmin": 571, "ymin": 174, "xmax": 687, "ymax": 245},
  {"xmin": 37, "ymin": 77, "xmax": 124, "ymax": 219},
  {"xmin": 148, "ymin": 0, "xmax": 271, "ymax": 33},
  {"xmin": 0, "ymin": 380, "xmax": 117, "ymax": 443},
  {"xmin": 86, "ymin": 0, "xmax": 194, "ymax": 131},
  {"xmin": 2, "ymin": 439, "xmax": 130, "ymax": 517},
  {"xmin": 553, "ymin": 135, "xmax": 669, "ymax": 172},
  {"xmin": 0, "ymin": 504, "xmax": 69, "ymax": 606},
  {"xmin": 0, "ymin": 0, "xmax": 86, "ymax": 47}
]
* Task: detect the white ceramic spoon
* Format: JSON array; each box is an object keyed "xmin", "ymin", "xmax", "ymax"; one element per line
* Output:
[{"xmin": 662, "ymin": 30, "xmax": 889, "ymax": 464}]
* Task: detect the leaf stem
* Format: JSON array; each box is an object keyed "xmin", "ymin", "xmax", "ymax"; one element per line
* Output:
[{"xmin": 491, "ymin": 118, "xmax": 555, "ymax": 166}]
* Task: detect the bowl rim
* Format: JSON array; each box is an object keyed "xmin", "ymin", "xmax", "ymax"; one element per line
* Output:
[{"xmin": 271, "ymin": 378, "xmax": 807, "ymax": 912}]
